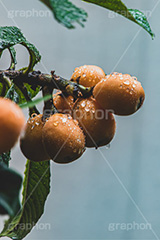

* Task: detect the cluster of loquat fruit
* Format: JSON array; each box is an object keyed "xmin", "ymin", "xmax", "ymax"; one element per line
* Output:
[{"xmin": 0, "ymin": 65, "xmax": 145, "ymax": 164}]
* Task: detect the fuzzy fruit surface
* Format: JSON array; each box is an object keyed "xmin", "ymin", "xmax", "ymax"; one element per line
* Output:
[
  {"xmin": 53, "ymin": 91, "xmax": 74, "ymax": 115},
  {"xmin": 0, "ymin": 97, "xmax": 25, "ymax": 154},
  {"xmin": 73, "ymin": 97, "xmax": 116, "ymax": 148},
  {"xmin": 42, "ymin": 113, "xmax": 86, "ymax": 164},
  {"xmin": 71, "ymin": 65, "xmax": 105, "ymax": 87},
  {"xmin": 20, "ymin": 114, "xmax": 50, "ymax": 162},
  {"xmin": 93, "ymin": 73, "xmax": 145, "ymax": 116}
]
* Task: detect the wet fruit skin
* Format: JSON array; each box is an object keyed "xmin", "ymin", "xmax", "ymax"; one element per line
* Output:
[
  {"xmin": 93, "ymin": 73, "xmax": 145, "ymax": 116},
  {"xmin": 71, "ymin": 65, "xmax": 106, "ymax": 87},
  {"xmin": 42, "ymin": 113, "xmax": 86, "ymax": 164},
  {"xmin": 53, "ymin": 91, "xmax": 74, "ymax": 115},
  {"xmin": 20, "ymin": 114, "xmax": 50, "ymax": 162},
  {"xmin": 0, "ymin": 98, "xmax": 25, "ymax": 154},
  {"xmin": 72, "ymin": 97, "xmax": 116, "ymax": 148}
]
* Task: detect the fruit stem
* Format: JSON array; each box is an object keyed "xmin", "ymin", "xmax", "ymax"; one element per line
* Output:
[
  {"xmin": 8, "ymin": 48, "xmax": 16, "ymax": 70},
  {"xmin": 0, "ymin": 70, "xmax": 92, "ymax": 98},
  {"xmin": 14, "ymin": 82, "xmax": 39, "ymax": 116},
  {"xmin": 42, "ymin": 85, "xmax": 57, "ymax": 121}
]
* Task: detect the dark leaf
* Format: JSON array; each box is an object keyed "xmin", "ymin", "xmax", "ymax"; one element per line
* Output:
[
  {"xmin": 0, "ymin": 163, "xmax": 22, "ymax": 216},
  {"xmin": 0, "ymin": 160, "xmax": 50, "ymax": 239},
  {"xmin": 0, "ymin": 151, "xmax": 11, "ymax": 167}
]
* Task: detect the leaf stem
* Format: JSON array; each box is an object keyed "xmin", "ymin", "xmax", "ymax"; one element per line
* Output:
[{"xmin": 14, "ymin": 81, "xmax": 39, "ymax": 116}]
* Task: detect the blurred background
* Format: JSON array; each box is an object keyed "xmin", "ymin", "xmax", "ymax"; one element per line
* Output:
[{"xmin": 0, "ymin": 0, "xmax": 160, "ymax": 239}]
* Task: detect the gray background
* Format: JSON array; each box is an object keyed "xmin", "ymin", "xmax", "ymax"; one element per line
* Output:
[{"xmin": 0, "ymin": 0, "xmax": 160, "ymax": 239}]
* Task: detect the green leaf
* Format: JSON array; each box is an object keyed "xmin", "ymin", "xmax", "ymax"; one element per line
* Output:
[
  {"xmin": 5, "ymin": 84, "xmax": 19, "ymax": 103},
  {"xmin": 0, "ymin": 163, "xmax": 22, "ymax": 216},
  {"xmin": 128, "ymin": 9, "xmax": 155, "ymax": 39},
  {"xmin": 0, "ymin": 151, "xmax": 11, "ymax": 166},
  {"xmin": 0, "ymin": 79, "xmax": 10, "ymax": 97},
  {"xmin": 14, "ymin": 83, "xmax": 40, "ymax": 104},
  {"xmin": 83, "ymin": 0, "xmax": 154, "ymax": 38},
  {"xmin": 40, "ymin": 0, "xmax": 88, "ymax": 28},
  {"xmin": 0, "ymin": 160, "xmax": 50, "ymax": 239},
  {"xmin": 0, "ymin": 26, "xmax": 41, "ymax": 70},
  {"xmin": 5, "ymin": 83, "xmax": 40, "ymax": 104}
]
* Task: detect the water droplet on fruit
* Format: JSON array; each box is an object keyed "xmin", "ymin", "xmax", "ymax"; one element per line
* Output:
[
  {"xmin": 78, "ymin": 149, "xmax": 82, "ymax": 154},
  {"xmin": 67, "ymin": 115, "xmax": 72, "ymax": 120},
  {"xmin": 81, "ymin": 102, "xmax": 86, "ymax": 108},
  {"xmin": 62, "ymin": 118, "xmax": 67, "ymax": 123},
  {"xmin": 53, "ymin": 122, "xmax": 58, "ymax": 127},
  {"xmin": 133, "ymin": 77, "xmax": 137, "ymax": 81},
  {"xmin": 134, "ymin": 80, "xmax": 138, "ymax": 85},
  {"xmin": 31, "ymin": 125, "xmax": 35, "ymax": 130},
  {"xmin": 85, "ymin": 107, "xmax": 90, "ymax": 112},
  {"xmin": 124, "ymin": 80, "xmax": 130, "ymax": 85}
]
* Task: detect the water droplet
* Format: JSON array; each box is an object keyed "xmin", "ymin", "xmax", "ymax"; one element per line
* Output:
[
  {"xmin": 130, "ymin": 89, "xmax": 133, "ymax": 95},
  {"xmin": 132, "ymin": 84, "xmax": 136, "ymax": 88},
  {"xmin": 106, "ymin": 143, "xmax": 110, "ymax": 149},
  {"xmin": 134, "ymin": 80, "xmax": 138, "ymax": 85},
  {"xmin": 67, "ymin": 115, "xmax": 72, "ymax": 120},
  {"xmin": 85, "ymin": 107, "xmax": 90, "ymax": 112},
  {"xmin": 83, "ymin": 65, "xmax": 87, "ymax": 69},
  {"xmin": 82, "ymin": 74, "xmax": 86, "ymax": 78},
  {"xmin": 123, "ymin": 80, "xmax": 130, "ymax": 85},
  {"xmin": 53, "ymin": 122, "xmax": 58, "ymax": 127},
  {"xmin": 78, "ymin": 149, "xmax": 82, "ymax": 154},
  {"xmin": 81, "ymin": 102, "xmax": 86, "ymax": 108},
  {"xmin": 126, "ymin": 88, "xmax": 130, "ymax": 93},
  {"xmin": 133, "ymin": 77, "xmax": 137, "ymax": 81},
  {"xmin": 62, "ymin": 118, "xmax": 67, "ymax": 123}
]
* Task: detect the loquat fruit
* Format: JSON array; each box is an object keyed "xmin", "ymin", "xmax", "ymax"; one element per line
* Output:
[
  {"xmin": 0, "ymin": 97, "xmax": 25, "ymax": 154},
  {"xmin": 42, "ymin": 113, "xmax": 85, "ymax": 163},
  {"xmin": 20, "ymin": 114, "xmax": 50, "ymax": 161},
  {"xmin": 93, "ymin": 72, "xmax": 145, "ymax": 116},
  {"xmin": 72, "ymin": 97, "xmax": 116, "ymax": 148},
  {"xmin": 53, "ymin": 91, "xmax": 74, "ymax": 115},
  {"xmin": 71, "ymin": 65, "xmax": 106, "ymax": 87}
]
